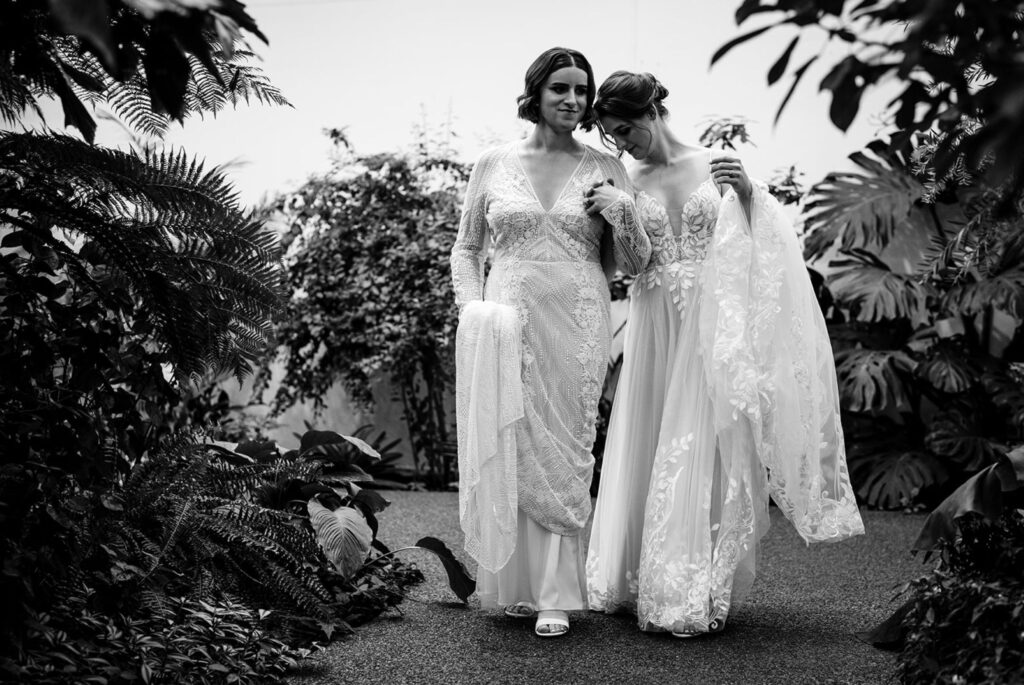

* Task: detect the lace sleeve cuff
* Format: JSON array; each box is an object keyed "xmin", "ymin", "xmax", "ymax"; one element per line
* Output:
[
  {"xmin": 450, "ymin": 248, "xmax": 485, "ymax": 308},
  {"xmin": 600, "ymin": 193, "xmax": 651, "ymax": 276}
]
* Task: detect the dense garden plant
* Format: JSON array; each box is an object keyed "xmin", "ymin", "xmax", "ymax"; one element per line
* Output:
[
  {"xmin": 717, "ymin": 0, "xmax": 1024, "ymax": 509},
  {"xmin": 261, "ymin": 132, "xmax": 469, "ymax": 488},
  {"xmin": 0, "ymin": 2, "xmax": 469, "ymax": 682}
]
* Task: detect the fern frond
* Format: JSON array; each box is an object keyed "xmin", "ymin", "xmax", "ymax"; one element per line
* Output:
[{"xmin": 0, "ymin": 131, "xmax": 283, "ymax": 382}]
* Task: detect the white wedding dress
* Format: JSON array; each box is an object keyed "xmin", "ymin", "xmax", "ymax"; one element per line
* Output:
[
  {"xmin": 451, "ymin": 142, "xmax": 650, "ymax": 610},
  {"xmin": 586, "ymin": 154, "xmax": 864, "ymax": 634}
]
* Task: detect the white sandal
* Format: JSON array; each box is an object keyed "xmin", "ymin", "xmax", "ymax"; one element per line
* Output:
[
  {"xmin": 503, "ymin": 602, "xmax": 537, "ymax": 619},
  {"xmin": 671, "ymin": 616, "xmax": 725, "ymax": 639},
  {"xmin": 534, "ymin": 610, "xmax": 569, "ymax": 638}
]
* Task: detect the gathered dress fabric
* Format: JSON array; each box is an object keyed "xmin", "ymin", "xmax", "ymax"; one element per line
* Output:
[
  {"xmin": 586, "ymin": 158, "xmax": 865, "ymax": 634},
  {"xmin": 451, "ymin": 142, "xmax": 651, "ymax": 610}
]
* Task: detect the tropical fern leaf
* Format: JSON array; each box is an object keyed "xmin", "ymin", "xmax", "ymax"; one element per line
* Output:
[
  {"xmin": 835, "ymin": 348, "xmax": 917, "ymax": 413},
  {"xmin": 828, "ymin": 249, "xmax": 931, "ymax": 325},
  {"xmin": 849, "ymin": 450, "xmax": 949, "ymax": 509},
  {"xmin": 943, "ymin": 229, "xmax": 1024, "ymax": 317},
  {"xmin": 925, "ymin": 411, "xmax": 1006, "ymax": 472},
  {"xmin": 915, "ymin": 340, "xmax": 977, "ymax": 393},
  {"xmin": 804, "ymin": 145, "xmax": 925, "ymax": 261},
  {"xmin": 0, "ymin": 131, "xmax": 283, "ymax": 382}
]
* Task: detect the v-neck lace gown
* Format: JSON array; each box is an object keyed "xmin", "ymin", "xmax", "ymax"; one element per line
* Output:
[
  {"xmin": 586, "ymin": 159, "xmax": 864, "ymax": 634},
  {"xmin": 451, "ymin": 142, "xmax": 650, "ymax": 610}
]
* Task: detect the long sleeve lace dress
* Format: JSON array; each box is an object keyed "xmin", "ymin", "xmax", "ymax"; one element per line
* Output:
[{"xmin": 451, "ymin": 141, "xmax": 650, "ymax": 610}]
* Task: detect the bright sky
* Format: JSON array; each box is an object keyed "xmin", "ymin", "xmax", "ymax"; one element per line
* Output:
[{"xmin": 42, "ymin": 0, "xmax": 900, "ymax": 206}]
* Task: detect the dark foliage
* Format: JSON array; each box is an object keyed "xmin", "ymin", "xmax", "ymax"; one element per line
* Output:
[
  {"xmin": 0, "ymin": 0, "xmax": 287, "ymax": 140},
  {"xmin": 716, "ymin": 0, "xmax": 1024, "ymax": 208}
]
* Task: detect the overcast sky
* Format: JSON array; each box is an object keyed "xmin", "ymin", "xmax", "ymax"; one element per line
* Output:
[{"xmin": 38, "ymin": 0, "xmax": 900, "ymax": 206}]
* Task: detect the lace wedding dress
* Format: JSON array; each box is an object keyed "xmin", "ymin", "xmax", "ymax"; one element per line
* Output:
[
  {"xmin": 586, "ymin": 154, "xmax": 864, "ymax": 634},
  {"xmin": 451, "ymin": 142, "xmax": 650, "ymax": 610}
]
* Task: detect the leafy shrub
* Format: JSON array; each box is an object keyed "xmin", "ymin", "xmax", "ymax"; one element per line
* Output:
[
  {"xmin": 260, "ymin": 135, "xmax": 469, "ymax": 488},
  {"xmin": 896, "ymin": 512, "xmax": 1024, "ymax": 684},
  {"xmin": 864, "ymin": 447, "xmax": 1024, "ymax": 683},
  {"xmin": 797, "ymin": 141, "xmax": 1024, "ymax": 509},
  {"xmin": 9, "ymin": 593, "xmax": 307, "ymax": 685}
]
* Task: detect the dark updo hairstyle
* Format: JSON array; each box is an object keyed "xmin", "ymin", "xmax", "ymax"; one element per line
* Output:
[
  {"xmin": 516, "ymin": 47, "xmax": 597, "ymax": 132},
  {"xmin": 593, "ymin": 71, "xmax": 669, "ymax": 152}
]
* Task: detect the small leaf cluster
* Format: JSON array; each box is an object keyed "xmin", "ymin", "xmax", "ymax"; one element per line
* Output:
[
  {"xmin": 896, "ymin": 510, "xmax": 1024, "ymax": 684},
  {"xmin": 11, "ymin": 594, "xmax": 307, "ymax": 685}
]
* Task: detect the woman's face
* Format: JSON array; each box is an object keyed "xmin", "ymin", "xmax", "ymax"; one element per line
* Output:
[
  {"xmin": 538, "ymin": 66, "xmax": 589, "ymax": 131},
  {"xmin": 599, "ymin": 115, "xmax": 651, "ymax": 160}
]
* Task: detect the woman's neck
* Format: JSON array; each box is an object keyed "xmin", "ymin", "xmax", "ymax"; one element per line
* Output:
[
  {"xmin": 645, "ymin": 126, "xmax": 685, "ymax": 167},
  {"xmin": 524, "ymin": 122, "xmax": 580, "ymax": 154}
]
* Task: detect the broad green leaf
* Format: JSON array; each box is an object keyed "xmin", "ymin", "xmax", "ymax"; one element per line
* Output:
[
  {"xmin": 982, "ymin": 369, "xmax": 1024, "ymax": 432},
  {"xmin": 849, "ymin": 450, "xmax": 948, "ymax": 509},
  {"xmin": 711, "ymin": 24, "xmax": 775, "ymax": 65},
  {"xmin": 768, "ymin": 36, "xmax": 799, "ymax": 85},
  {"xmin": 411, "ymin": 536, "xmax": 476, "ymax": 603},
  {"xmin": 912, "ymin": 445, "xmax": 1024, "ymax": 552},
  {"xmin": 308, "ymin": 499, "xmax": 372, "ymax": 580},
  {"xmin": 925, "ymin": 412, "xmax": 1005, "ymax": 472},
  {"xmin": 828, "ymin": 249, "xmax": 930, "ymax": 324},
  {"xmin": 803, "ymin": 148, "xmax": 925, "ymax": 261},
  {"xmin": 835, "ymin": 348, "xmax": 916, "ymax": 413},
  {"xmin": 944, "ymin": 268, "xmax": 1024, "ymax": 318},
  {"xmin": 915, "ymin": 343, "xmax": 977, "ymax": 393}
]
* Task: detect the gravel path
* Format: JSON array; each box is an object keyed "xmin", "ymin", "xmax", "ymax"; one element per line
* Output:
[{"xmin": 289, "ymin": 491, "xmax": 926, "ymax": 685}]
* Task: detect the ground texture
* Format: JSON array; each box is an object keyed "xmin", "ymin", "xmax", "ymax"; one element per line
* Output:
[{"xmin": 290, "ymin": 491, "xmax": 926, "ymax": 685}]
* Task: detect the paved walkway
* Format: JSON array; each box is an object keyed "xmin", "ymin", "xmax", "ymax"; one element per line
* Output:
[{"xmin": 290, "ymin": 491, "xmax": 926, "ymax": 685}]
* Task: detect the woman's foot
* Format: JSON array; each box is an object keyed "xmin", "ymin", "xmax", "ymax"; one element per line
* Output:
[
  {"xmin": 535, "ymin": 610, "xmax": 569, "ymax": 638},
  {"xmin": 671, "ymin": 616, "xmax": 725, "ymax": 638},
  {"xmin": 503, "ymin": 602, "xmax": 537, "ymax": 619}
]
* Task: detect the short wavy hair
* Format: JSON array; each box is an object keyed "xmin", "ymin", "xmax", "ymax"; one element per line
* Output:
[{"xmin": 516, "ymin": 47, "xmax": 597, "ymax": 132}]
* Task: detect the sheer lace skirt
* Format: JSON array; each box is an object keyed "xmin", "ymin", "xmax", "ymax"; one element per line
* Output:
[{"xmin": 586, "ymin": 275, "xmax": 771, "ymax": 633}]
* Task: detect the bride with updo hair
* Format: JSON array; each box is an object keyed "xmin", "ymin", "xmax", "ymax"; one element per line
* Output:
[{"xmin": 585, "ymin": 69, "xmax": 864, "ymax": 637}]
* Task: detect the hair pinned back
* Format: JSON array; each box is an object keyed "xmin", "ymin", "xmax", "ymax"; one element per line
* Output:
[
  {"xmin": 516, "ymin": 47, "xmax": 597, "ymax": 131},
  {"xmin": 594, "ymin": 70, "xmax": 670, "ymax": 121}
]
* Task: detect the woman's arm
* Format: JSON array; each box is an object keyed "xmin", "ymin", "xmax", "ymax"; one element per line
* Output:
[
  {"xmin": 586, "ymin": 156, "xmax": 651, "ymax": 276},
  {"xmin": 450, "ymin": 149, "xmax": 496, "ymax": 308}
]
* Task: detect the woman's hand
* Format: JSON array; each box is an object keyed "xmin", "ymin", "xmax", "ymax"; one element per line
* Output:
[
  {"xmin": 710, "ymin": 155, "xmax": 752, "ymax": 201},
  {"xmin": 584, "ymin": 179, "xmax": 625, "ymax": 216}
]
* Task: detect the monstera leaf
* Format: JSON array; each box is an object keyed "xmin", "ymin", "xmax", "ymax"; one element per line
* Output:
[
  {"xmin": 308, "ymin": 498, "xmax": 373, "ymax": 580},
  {"xmin": 982, "ymin": 368, "xmax": 1024, "ymax": 432},
  {"xmin": 835, "ymin": 348, "xmax": 917, "ymax": 413},
  {"xmin": 803, "ymin": 144, "xmax": 925, "ymax": 261},
  {"xmin": 944, "ymin": 268, "xmax": 1024, "ymax": 319},
  {"xmin": 915, "ymin": 342, "xmax": 978, "ymax": 394},
  {"xmin": 849, "ymin": 450, "xmax": 949, "ymax": 510},
  {"xmin": 827, "ymin": 249, "xmax": 930, "ymax": 325},
  {"xmin": 925, "ymin": 412, "xmax": 1006, "ymax": 472}
]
